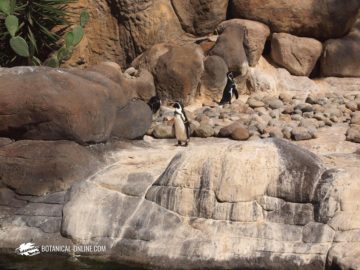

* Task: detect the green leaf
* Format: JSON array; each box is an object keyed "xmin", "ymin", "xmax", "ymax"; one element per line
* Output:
[
  {"xmin": 5, "ymin": 15, "xmax": 19, "ymax": 37},
  {"xmin": 10, "ymin": 36, "xmax": 30, "ymax": 57},
  {"xmin": 0, "ymin": 0, "xmax": 11, "ymax": 15},
  {"xmin": 80, "ymin": 10, "xmax": 89, "ymax": 27},
  {"xmin": 45, "ymin": 56, "xmax": 59, "ymax": 68},
  {"xmin": 57, "ymin": 46, "xmax": 72, "ymax": 61},
  {"xmin": 65, "ymin": 31, "xmax": 74, "ymax": 48},
  {"xmin": 9, "ymin": 0, "xmax": 15, "ymax": 14},
  {"xmin": 71, "ymin": 25, "xmax": 84, "ymax": 46},
  {"xmin": 32, "ymin": 56, "xmax": 42, "ymax": 66}
]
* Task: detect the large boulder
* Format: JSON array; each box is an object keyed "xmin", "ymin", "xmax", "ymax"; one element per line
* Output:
[
  {"xmin": 230, "ymin": 0, "xmax": 360, "ymax": 40},
  {"xmin": 209, "ymin": 25, "xmax": 249, "ymax": 75},
  {"xmin": 217, "ymin": 19, "xmax": 270, "ymax": 67},
  {"xmin": 200, "ymin": 56, "xmax": 228, "ymax": 99},
  {"xmin": 0, "ymin": 65, "xmax": 156, "ymax": 144},
  {"xmin": 271, "ymin": 33, "xmax": 323, "ymax": 76},
  {"xmin": 133, "ymin": 44, "xmax": 204, "ymax": 105},
  {"xmin": 0, "ymin": 67, "xmax": 121, "ymax": 144},
  {"xmin": 0, "ymin": 140, "xmax": 99, "ymax": 196},
  {"xmin": 111, "ymin": 100, "xmax": 153, "ymax": 140},
  {"xmin": 321, "ymin": 17, "xmax": 360, "ymax": 77},
  {"xmin": 171, "ymin": 0, "xmax": 228, "ymax": 36}
]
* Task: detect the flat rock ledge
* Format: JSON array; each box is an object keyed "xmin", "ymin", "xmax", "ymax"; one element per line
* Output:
[{"xmin": 0, "ymin": 137, "xmax": 359, "ymax": 270}]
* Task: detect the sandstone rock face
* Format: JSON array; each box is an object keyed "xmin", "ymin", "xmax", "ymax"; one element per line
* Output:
[
  {"xmin": 0, "ymin": 67, "xmax": 119, "ymax": 144},
  {"xmin": 209, "ymin": 25, "xmax": 249, "ymax": 75},
  {"xmin": 0, "ymin": 140, "xmax": 99, "ymax": 196},
  {"xmin": 65, "ymin": 0, "xmax": 124, "ymax": 67},
  {"xmin": 110, "ymin": 0, "xmax": 185, "ymax": 65},
  {"xmin": 217, "ymin": 19, "xmax": 270, "ymax": 67},
  {"xmin": 271, "ymin": 33, "xmax": 323, "ymax": 76},
  {"xmin": 1, "ymin": 137, "xmax": 360, "ymax": 269},
  {"xmin": 321, "ymin": 17, "xmax": 360, "ymax": 77},
  {"xmin": 230, "ymin": 0, "xmax": 360, "ymax": 40},
  {"xmin": 171, "ymin": 0, "xmax": 228, "ymax": 35}
]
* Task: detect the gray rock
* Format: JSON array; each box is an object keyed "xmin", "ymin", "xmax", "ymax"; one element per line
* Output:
[
  {"xmin": 194, "ymin": 123, "xmax": 215, "ymax": 138},
  {"xmin": 346, "ymin": 126, "xmax": 360, "ymax": 143},
  {"xmin": 247, "ymin": 98, "xmax": 265, "ymax": 108},
  {"xmin": 152, "ymin": 124, "xmax": 174, "ymax": 139},
  {"xmin": 291, "ymin": 127, "xmax": 314, "ymax": 141},
  {"xmin": 302, "ymin": 222, "xmax": 335, "ymax": 243}
]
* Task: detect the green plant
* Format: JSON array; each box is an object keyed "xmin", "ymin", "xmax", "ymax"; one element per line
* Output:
[
  {"xmin": 46, "ymin": 10, "xmax": 89, "ymax": 67},
  {"xmin": 0, "ymin": 0, "xmax": 89, "ymax": 67}
]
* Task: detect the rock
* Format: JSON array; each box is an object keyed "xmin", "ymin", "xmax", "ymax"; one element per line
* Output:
[
  {"xmin": 0, "ymin": 66, "xmax": 132, "ymax": 144},
  {"xmin": 346, "ymin": 126, "xmax": 360, "ymax": 143},
  {"xmin": 153, "ymin": 44, "xmax": 204, "ymax": 105},
  {"xmin": 171, "ymin": 0, "xmax": 228, "ymax": 35},
  {"xmin": 229, "ymin": 0, "xmax": 360, "ymax": 40},
  {"xmin": 111, "ymin": 100, "xmax": 153, "ymax": 140},
  {"xmin": 302, "ymin": 222, "xmax": 335, "ymax": 243},
  {"xmin": 321, "ymin": 17, "xmax": 360, "ymax": 77},
  {"xmin": 152, "ymin": 124, "xmax": 175, "ymax": 139},
  {"xmin": 327, "ymin": 243, "xmax": 360, "ymax": 270},
  {"xmin": 5, "ymin": 137, "xmax": 352, "ymax": 269},
  {"xmin": 271, "ymin": 33, "xmax": 323, "ymax": 76},
  {"xmin": 291, "ymin": 127, "xmax": 315, "ymax": 141},
  {"xmin": 216, "ymin": 19, "xmax": 270, "ymax": 66},
  {"xmin": 295, "ymin": 103, "xmax": 314, "ymax": 113},
  {"xmin": 110, "ymin": 0, "xmax": 185, "ymax": 65},
  {"xmin": 345, "ymin": 101, "xmax": 358, "ymax": 112},
  {"xmin": 279, "ymin": 92, "xmax": 294, "ymax": 104},
  {"xmin": 200, "ymin": 56, "xmax": 228, "ymax": 99},
  {"xmin": 0, "ymin": 138, "xmax": 12, "ymax": 147},
  {"xmin": 264, "ymin": 97, "xmax": 284, "ymax": 109},
  {"xmin": 0, "ymin": 140, "xmax": 99, "ymax": 196},
  {"xmin": 247, "ymin": 98, "xmax": 265, "ymax": 108},
  {"xmin": 65, "ymin": 0, "xmax": 125, "ymax": 67},
  {"xmin": 194, "ymin": 123, "xmax": 215, "ymax": 138},
  {"xmin": 218, "ymin": 121, "xmax": 246, "ymax": 137},
  {"xmin": 230, "ymin": 127, "xmax": 250, "ymax": 140},
  {"xmin": 351, "ymin": 112, "xmax": 360, "ymax": 125},
  {"xmin": 209, "ymin": 25, "xmax": 249, "ymax": 74}
]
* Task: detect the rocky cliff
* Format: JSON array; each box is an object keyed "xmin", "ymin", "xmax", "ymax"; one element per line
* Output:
[{"xmin": 1, "ymin": 1, "xmax": 360, "ymax": 269}]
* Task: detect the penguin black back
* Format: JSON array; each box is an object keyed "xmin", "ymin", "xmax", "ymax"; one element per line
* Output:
[{"xmin": 147, "ymin": 96, "xmax": 161, "ymax": 113}]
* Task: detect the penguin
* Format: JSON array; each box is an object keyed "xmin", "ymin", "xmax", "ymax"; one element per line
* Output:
[
  {"xmin": 219, "ymin": 72, "xmax": 239, "ymax": 105},
  {"xmin": 147, "ymin": 96, "xmax": 162, "ymax": 114},
  {"xmin": 172, "ymin": 102, "xmax": 190, "ymax": 146}
]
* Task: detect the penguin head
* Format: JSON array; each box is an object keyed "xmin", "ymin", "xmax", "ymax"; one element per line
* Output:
[
  {"xmin": 227, "ymin": 72, "xmax": 234, "ymax": 80},
  {"xmin": 172, "ymin": 102, "xmax": 183, "ymax": 110}
]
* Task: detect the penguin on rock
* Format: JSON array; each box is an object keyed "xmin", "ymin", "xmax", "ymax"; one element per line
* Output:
[
  {"xmin": 219, "ymin": 72, "xmax": 239, "ymax": 105},
  {"xmin": 172, "ymin": 102, "xmax": 190, "ymax": 147}
]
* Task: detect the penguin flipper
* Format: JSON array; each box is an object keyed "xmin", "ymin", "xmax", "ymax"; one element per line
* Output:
[
  {"xmin": 185, "ymin": 122, "xmax": 191, "ymax": 140},
  {"xmin": 234, "ymin": 88, "xmax": 239, "ymax": 99}
]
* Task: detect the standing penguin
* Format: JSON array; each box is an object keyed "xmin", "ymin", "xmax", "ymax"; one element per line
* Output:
[
  {"xmin": 219, "ymin": 72, "xmax": 239, "ymax": 105},
  {"xmin": 173, "ymin": 102, "xmax": 190, "ymax": 146}
]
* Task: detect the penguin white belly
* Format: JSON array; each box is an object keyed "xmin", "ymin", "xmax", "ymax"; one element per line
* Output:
[{"xmin": 174, "ymin": 115, "xmax": 188, "ymax": 141}]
